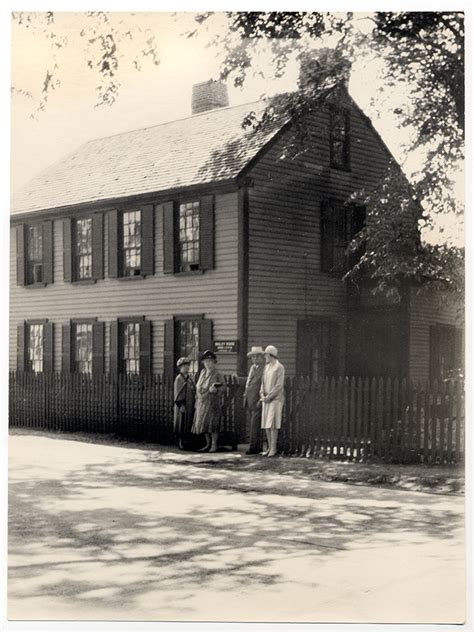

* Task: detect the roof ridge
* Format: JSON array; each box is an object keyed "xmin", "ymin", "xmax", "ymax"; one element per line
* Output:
[{"xmin": 83, "ymin": 98, "xmax": 266, "ymax": 145}]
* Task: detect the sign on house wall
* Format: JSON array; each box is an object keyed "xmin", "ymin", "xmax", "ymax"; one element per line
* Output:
[{"xmin": 213, "ymin": 340, "xmax": 239, "ymax": 354}]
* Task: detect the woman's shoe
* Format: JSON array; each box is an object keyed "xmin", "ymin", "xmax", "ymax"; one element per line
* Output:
[
  {"xmin": 178, "ymin": 439, "xmax": 184, "ymax": 450},
  {"xmin": 260, "ymin": 450, "xmax": 269, "ymax": 456},
  {"xmin": 197, "ymin": 444, "xmax": 210, "ymax": 452},
  {"xmin": 267, "ymin": 449, "xmax": 277, "ymax": 457}
]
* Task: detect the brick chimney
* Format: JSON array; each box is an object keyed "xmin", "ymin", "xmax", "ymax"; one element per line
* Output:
[{"xmin": 191, "ymin": 80, "xmax": 229, "ymax": 115}]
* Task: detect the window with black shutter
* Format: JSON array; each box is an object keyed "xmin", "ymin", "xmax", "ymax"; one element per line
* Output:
[
  {"xmin": 296, "ymin": 319, "xmax": 340, "ymax": 381},
  {"xmin": 162, "ymin": 195, "xmax": 214, "ymax": 274},
  {"xmin": 18, "ymin": 320, "xmax": 53, "ymax": 372},
  {"xmin": 107, "ymin": 205, "xmax": 154, "ymax": 279},
  {"xmin": 164, "ymin": 316, "xmax": 213, "ymax": 377},
  {"xmin": 62, "ymin": 319, "xmax": 104, "ymax": 374},
  {"xmin": 109, "ymin": 317, "xmax": 151, "ymax": 375},
  {"xmin": 430, "ymin": 324, "xmax": 464, "ymax": 382},
  {"xmin": 321, "ymin": 200, "xmax": 365, "ymax": 274},
  {"xmin": 17, "ymin": 221, "xmax": 54, "ymax": 287},
  {"xmin": 329, "ymin": 106, "xmax": 350, "ymax": 170},
  {"xmin": 64, "ymin": 215, "xmax": 104, "ymax": 282}
]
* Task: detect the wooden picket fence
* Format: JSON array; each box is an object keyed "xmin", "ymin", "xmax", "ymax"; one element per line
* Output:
[{"xmin": 8, "ymin": 371, "xmax": 465, "ymax": 464}]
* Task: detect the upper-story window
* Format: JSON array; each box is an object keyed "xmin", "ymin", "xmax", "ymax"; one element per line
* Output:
[
  {"xmin": 162, "ymin": 196, "xmax": 214, "ymax": 275},
  {"xmin": 178, "ymin": 201, "xmax": 200, "ymax": 272},
  {"xmin": 74, "ymin": 322, "xmax": 93, "ymax": 374},
  {"xmin": 122, "ymin": 210, "xmax": 142, "ymax": 276},
  {"xmin": 321, "ymin": 201, "xmax": 365, "ymax": 274},
  {"xmin": 74, "ymin": 218, "xmax": 93, "ymax": 280},
  {"xmin": 26, "ymin": 225, "xmax": 44, "ymax": 284},
  {"xmin": 329, "ymin": 107, "xmax": 350, "ymax": 170},
  {"xmin": 27, "ymin": 323, "xmax": 44, "ymax": 373}
]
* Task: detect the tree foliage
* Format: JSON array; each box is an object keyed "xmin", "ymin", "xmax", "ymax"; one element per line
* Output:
[
  {"xmin": 12, "ymin": 11, "xmax": 160, "ymax": 116},
  {"xmin": 189, "ymin": 11, "xmax": 464, "ymax": 301}
]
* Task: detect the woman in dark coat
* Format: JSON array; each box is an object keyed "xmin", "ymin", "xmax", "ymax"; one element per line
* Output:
[
  {"xmin": 173, "ymin": 357, "xmax": 196, "ymax": 450},
  {"xmin": 191, "ymin": 350, "xmax": 225, "ymax": 453}
]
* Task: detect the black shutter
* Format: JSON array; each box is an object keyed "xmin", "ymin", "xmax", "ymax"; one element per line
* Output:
[
  {"xmin": 162, "ymin": 202, "xmax": 176, "ymax": 274},
  {"xmin": 92, "ymin": 321, "xmax": 104, "ymax": 375},
  {"xmin": 199, "ymin": 195, "xmax": 215, "ymax": 271},
  {"xmin": 42, "ymin": 220, "xmax": 53, "ymax": 285},
  {"xmin": 43, "ymin": 322, "xmax": 54, "ymax": 373},
  {"xmin": 163, "ymin": 319, "xmax": 175, "ymax": 378},
  {"xmin": 198, "ymin": 318, "xmax": 213, "ymax": 356},
  {"xmin": 109, "ymin": 320, "xmax": 119, "ymax": 374},
  {"xmin": 17, "ymin": 322, "xmax": 27, "ymax": 371},
  {"xmin": 321, "ymin": 199, "xmax": 334, "ymax": 272},
  {"xmin": 296, "ymin": 320, "xmax": 312, "ymax": 377},
  {"xmin": 16, "ymin": 225, "xmax": 26, "ymax": 286},
  {"xmin": 108, "ymin": 210, "xmax": 119, "ymax": 278},
  {"xmin": 92, "ymin": 213, "xmax": 104, "ymax": 281},
  {"xmin": 140, "ymin": 205, "xmax": 154, "ymax": 277},
  {"xmin": 139, "ymin": 320, "xmax": 152, "ymax": 375},
  {"xmin": 61, "ymin": 322, "xmax": 72, "ymax": 373},
  {"xmin": 63, "ymin": 218, "xmax": 73, "ymax": 282}
]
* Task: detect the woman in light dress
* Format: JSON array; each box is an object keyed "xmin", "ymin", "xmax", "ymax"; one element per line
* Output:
[
  {"xmin": 191, "ymin": 350, "xmax": 225, "ymax": 453},
  {"xmin": 260, "ymin": 345, "xmax": 285, "ymax": 457}
]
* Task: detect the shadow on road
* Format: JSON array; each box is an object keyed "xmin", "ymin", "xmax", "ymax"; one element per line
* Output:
[{"xmin": 9, "ymin": 440, "xmax": 463, "ymax": 618}]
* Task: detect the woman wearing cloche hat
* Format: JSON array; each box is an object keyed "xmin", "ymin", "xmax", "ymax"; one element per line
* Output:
[
  {"xmin": 173, "ymin": 357, "xmax": 196, "ymax": 450},
  {"xmin": 191, "ymin": 350, "xmax": 225, "ymax": 452},
  {"xmin": 260, "ymin": 345, "xmax": 285, "ymax": 457}
]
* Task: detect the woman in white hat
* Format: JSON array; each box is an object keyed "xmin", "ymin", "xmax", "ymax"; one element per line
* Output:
[{"xmin": 260, "ymin": 345, "xmax": 285, "ymax": 457}]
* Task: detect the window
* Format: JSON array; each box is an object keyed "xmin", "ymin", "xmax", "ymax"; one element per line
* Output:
[
  {"xmin": 122, "ymin": 210, "xmax": 142, "ymax": 276},
  {"xmin": 177, "ymin": 319, "xmax": 200, "ymax": 374},
  {"xmin": 73, "ymin": 218, "xmax": 93, "ymax": 280},
  {"xmin": 62, "ymin": 320, "xmax": 104, "ymax": 374},
  {"xmin": 26, "ymin": 225, "xmax": 43, "ymax": 284},
  {"xmin": 122, "ymin": 321, "xmax": 141, "ymax": 375},
  {"xmin": 27, "ymin": 323, "xmax": 44, "ymax": 373},
  {"xmin": 430, "ymin": 325, "xmax": 463, "ymax": 382},
  {"xmin": 321, "ymin": 201, "xmax": 366, "ymax": 273},
  {"xmin": 329, "ymin": 107, "xmax": 350, "ymax": 170},
  {"xmin": 178, "ymin": 202, "xmax": 200, "ymax": 272},
  {"xmin": 17, "ymin": 221, "xmax": 53, "ymax": 287},
  {"xmin": 162, "ymin": 196, "xmax": 214, "ymax": 275},
  {"xmin": 163, "ymin": 316, "xmax": 213, "ymax": 377},
  {"xmin": 297, "ymin": 320, "xmax": 339, "ymax": 380},
  {"xmin": 74, "ymin": 323, "xmax": 93, "ymax": 374}
]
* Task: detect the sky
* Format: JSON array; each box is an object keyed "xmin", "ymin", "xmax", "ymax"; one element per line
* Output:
[{"xmin": 10, "ymin": 11, "xmax": 464, "ymax": 244}]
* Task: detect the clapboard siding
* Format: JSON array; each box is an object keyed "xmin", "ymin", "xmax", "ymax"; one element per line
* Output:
[
  {"xmin": 9, "ymin": 191, "xmax": 239, "ymax": 374},
  {"xmin": 408, "ymin": 287, "xmax": 464, "ymax": 382},
  {"xmin": 246, "ymin": 103, "xmax": 390, "ymax": 375}
]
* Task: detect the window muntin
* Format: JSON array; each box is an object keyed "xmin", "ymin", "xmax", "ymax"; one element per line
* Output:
[
  {"xmin": 74, "ymin": 218, "xmax": 93, "ymax": 280},
  {"xmin": 27, "ymin": 324, "xmax": 44, "ymax": 373},
  {"xmin": 122, "ymin": 210, "xmax": 142, "ymax": 276},
  {"xmin": 74, "ymin": 323, "xmax": 93, "ymax": 374},
  {"xmin": 178, "ymin": 202, "xmax": 200, "ymax": 272},
  {"xmin": 123, "ymin": 322, "xmax": 140, "ymax": 375},
  {"xmin": 177, "ymin": 320, "xmax": 200, "ymax": 375},
  {"xmin": 330, "ymin": 108, "xmax": 350, "ymax": 170},
  {"xmin": 27, "ymin": 225, "xmax": 43, "ymax": 284}
]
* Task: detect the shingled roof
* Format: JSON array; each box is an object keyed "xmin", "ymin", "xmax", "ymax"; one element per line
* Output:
[{"xmin": 11, "ymin": 100, "xmax": 285, "ymax": 216}]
